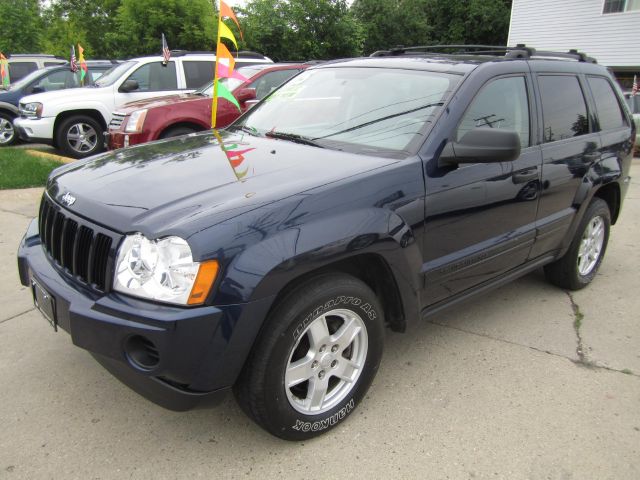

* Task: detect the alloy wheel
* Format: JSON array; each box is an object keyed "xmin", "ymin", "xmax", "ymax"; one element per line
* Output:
[
  {"xmin": 577, "ymin": 216, "xmax": 605, "ymax": 276},
  {"xmin": 67, "ymin": 122, "xmax": 98, "ymax": 153},
  {"xmin": 0, "ymin": 117, "xmax": 15, "ymax": 145}
]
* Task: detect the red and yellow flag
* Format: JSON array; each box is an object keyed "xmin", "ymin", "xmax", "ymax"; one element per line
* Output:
[
  {"xmin": 212, "ymin": 0, "xmax": 246, "ymax": 128},
  {"xmin": 0, "ymin": 53, "xmax": 10, "ymax": 89},
  {"xmin": 78, "ymin": 44, "xmax": 88, "ymax": 85}
]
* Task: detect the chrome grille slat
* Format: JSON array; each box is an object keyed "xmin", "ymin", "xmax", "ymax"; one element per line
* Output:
[{"xmin": 109, "ymin": 112, "xmax": 126, "ymax": 129}]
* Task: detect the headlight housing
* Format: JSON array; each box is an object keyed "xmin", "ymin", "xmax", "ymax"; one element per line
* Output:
[
  {"xmin": 114, "ymin": 233, "xmax": 218, "ymax": 305},
  {"xmin": 125, "ymin": 109, "xmax": 147, "ymax": 133},
  {"xmin": 21, "ymin": 102, "xmax": 43, "ymax": 118}
]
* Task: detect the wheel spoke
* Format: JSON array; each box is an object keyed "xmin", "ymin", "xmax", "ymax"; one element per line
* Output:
[
  {"xmin": 307, "ymin": 377, "xmax": 328, "ymax": 410},
  {"xmin": 285, "ymin": 356, "xmax": 314, "ymax": 388},
  {"xmin": 334, "ymin": 359, "xmax": 359, "ymax": 383},
  {"xmin": 307, "ymin": 315, "xmax": 329, "ymax": 349},
  {"xmin": 332, "ymin": 316, "xmax": 361, "ymax": 348}
]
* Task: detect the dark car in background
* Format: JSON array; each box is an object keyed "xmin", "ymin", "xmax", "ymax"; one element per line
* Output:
[
  {"xmin": 0, "ymin": 61, "xmax": 114, "ymax": 145},
  {"xmin": 17, "ymin": 45, "xmax": 635, "ymax": 441},
  {"xmin": 4, "ymin": 54, "xmax": 68, "ymax": 82},
  {"xmin": 107, "ymin": 63, "xmax": 309, "ymax": 149}
]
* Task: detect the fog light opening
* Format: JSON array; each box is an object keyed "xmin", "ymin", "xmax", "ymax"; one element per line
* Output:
[{"xmin": 124, "ymin": 335, "xmax": 160, "ymax": 370}]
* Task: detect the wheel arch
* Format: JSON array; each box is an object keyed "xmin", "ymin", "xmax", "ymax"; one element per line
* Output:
[
  {"xmin": 593, "ymin": 181, "xmax": 620, "ymax": 225},
  {"xmin": 0, "ymin": 102, "xmax": 19, "ymax": 116},
  {"xmin": 53, "ymin": 109, "xmax": 108, "ymax": 147},
  {"xmin": 158, "ymin": 121, "xmax": 207, "ymax": 139}
]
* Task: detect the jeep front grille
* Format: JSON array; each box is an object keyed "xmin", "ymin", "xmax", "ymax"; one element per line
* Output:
[
  {"xmin": 109, "ymin": 112, "xmax": 127, "ymax": 129},
  {"xmin": 38, "ymin": 195, "xmax": 118, "ymax": 292}
]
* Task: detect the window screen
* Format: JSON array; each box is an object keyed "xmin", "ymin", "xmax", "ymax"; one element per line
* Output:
[
  {"xmin": 539, "ymin": 75, "xmax": 589, "ymax": 143},
  {"xmin": 587, "ymin": 77, "xmax": 627, "ymax": 130},
  {"xmin": 125, "ymin": 61, "xmax": 177, "ymax": 92},
  {"xmin": 457, "ymin": 76, "xmax": 530, "ymax": 148},
  {"xmin": 183, "ymin": 61, "xmax": 214, "ymax": 89}
]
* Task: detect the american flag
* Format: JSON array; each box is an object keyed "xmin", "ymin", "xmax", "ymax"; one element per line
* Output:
[
  {"xmin": 162, "ymin": 33, "xmax": 171, "ymax": 65},
  {"xmin": 633, "ymin": 75, "xmax": 638, "ymax": 97},
  {"xmin": 70, "ymin": 45, "xmax": 78, "ymax": 73}
]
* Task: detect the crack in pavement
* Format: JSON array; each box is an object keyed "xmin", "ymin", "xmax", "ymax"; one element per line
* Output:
[
  {"xmin": 428, "ymin": 319, "xmax": 640, "ymax": 379},
  {"xmin": 0, "ymin": 308, "xmax": 36, "ymax": 325},
  {"xmin": 565, "ymin": 291, "xmax": 589, "ymax": 366}
]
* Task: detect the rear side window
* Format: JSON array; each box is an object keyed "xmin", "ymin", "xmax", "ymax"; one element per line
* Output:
[
  {"xmin": 8, "ymin": 62, "xmax": 38, "ymax": 82},
  {"xmin": 124, "ymin": 61, "xmax": 177, "ymax": 91},
  {"xmin": 183, "ymin": 61, "xmax": 214, "ymax": 89},
  {"xmin": 249, "ymin": 69, "xmax": 301, "ymax": 99},
  {"xmin": 587, "ymin": 77, "xmax": 627, "ymax": 130},
  {"xmin": 457, "ymin": 76, "xmax": 530, "ymax": 148},
  {"xmin": 539, "ymin": 75, "xmax": 589, "ymax": 143},
  {"xmin": 44, "ymin": 61, "xmax": 64, "ymax": 67}
]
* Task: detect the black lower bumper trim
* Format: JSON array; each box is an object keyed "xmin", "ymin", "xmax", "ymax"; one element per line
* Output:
[{"xmin": 91, "ymin": 353, "xmax": 229, "ymax": 411}]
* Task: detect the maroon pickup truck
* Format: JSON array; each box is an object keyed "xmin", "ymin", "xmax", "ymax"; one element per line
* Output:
[{"xmin": 107, "ymin": 63, "xmax": 308, "ymax": 149}]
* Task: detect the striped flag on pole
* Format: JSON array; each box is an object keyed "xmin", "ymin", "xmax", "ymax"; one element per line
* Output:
[
  {"xmin": 162, "ymin": 33, "xmax": 171, "ymax": 65},
  {"xmin": 632, "ymin": 75, "xmax": 638, "ymax": 97},
  {"xmin": 70, "ymin": 45, "xmax": 78, "ymax": 73}
]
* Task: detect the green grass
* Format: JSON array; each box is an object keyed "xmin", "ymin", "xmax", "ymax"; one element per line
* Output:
[{"xmin": 0, "ymin": 149, "xmax": 62, "ymax": 190}]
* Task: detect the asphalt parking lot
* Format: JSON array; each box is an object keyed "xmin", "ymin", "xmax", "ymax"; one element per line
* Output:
[{"xmin": 1, "ymin": 160, "xmax": 639, "ymax": 479}]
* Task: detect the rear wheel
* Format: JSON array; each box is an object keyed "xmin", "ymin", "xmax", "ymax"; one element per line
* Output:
[
  {"xmin": 160, "ymin": 126, "xmax": 197, "ymax": 139},
  {"xmin": 234, "ymin": 273, "xmax": 384, "ymax": 440},
  {"xmin": 0, "ymin": 111, "xmax": 17, "ymax": 146},
  {"xmin": 544, "ymin": 198, "xmax": 611, "ymax": 290},
  {"xmin": 56, "ymin": 115, "xmax": 105, "ymax": 159}
]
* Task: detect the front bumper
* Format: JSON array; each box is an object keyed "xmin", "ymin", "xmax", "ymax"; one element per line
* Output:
[
  {"xmin": 13, "ymin": 116, "xmax": 55, "ymax": 143},
  {"xmin": 18, "ymin": 218, "xmax": 274, "ymax": 411}
]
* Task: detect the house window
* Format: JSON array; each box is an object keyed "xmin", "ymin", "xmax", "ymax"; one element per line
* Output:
[{"xmin": 603, "ymin": 0, "xmax": 640, "ymax": 13}]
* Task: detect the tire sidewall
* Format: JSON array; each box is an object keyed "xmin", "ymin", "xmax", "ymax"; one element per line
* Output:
[
  {"xmin": 57, "ymin": 116, "xmax": 104, "ymax": 158},
  {"xmin": 0, "ymin": 112, "xmax": 17, "ymax": 146},
  {"xmin": 261, "ymin": 282, "xmax": 384, "ymax": 440}
]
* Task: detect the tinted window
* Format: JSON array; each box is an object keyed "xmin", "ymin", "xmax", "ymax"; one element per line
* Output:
[
  {"xmin": 32, "ymin": 70, "xmax": 79, "ymax": 91},
  {"xmin": 457, "ymin": 76, "xmax": 530, "ymax": 148},
  {"xmin": 7, "ymin": 62, "xmax": 37, "ymax": 82},
  {"xmin": 124, "ymin": 61, "xmax": 177, "ymax": 92},
  {"xmin": 249, "ymin": 69, "xmax": 301, "ymax": 99},
  {"xmin": 539, "ymin": 75, "xmax": 589, "ymax": 143},
  {"xmin": 587, "ymin": 77, "xmax": 627, "ymax": 130},
  {"xmin": 44, "ymin": 61, "xmax": 64, "ymax": 67},
  {"xmin": 183, "ymin": 61, "xmax": 214, "ymax": 89}
]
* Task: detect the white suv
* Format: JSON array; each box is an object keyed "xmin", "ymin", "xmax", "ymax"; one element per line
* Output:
[{"xmin": 14, "ymin": 52, "xmax": 272, "ymax": 158}]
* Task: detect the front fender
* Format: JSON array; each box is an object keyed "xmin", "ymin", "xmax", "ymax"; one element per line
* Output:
[{"xmin": 0, "ymin": 101, "xmax": 19, "ymax": 115}]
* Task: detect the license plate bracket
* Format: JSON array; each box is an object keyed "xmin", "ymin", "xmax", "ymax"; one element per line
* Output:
[{"xmin": 32, "ymin": 279, "xmax": 57, "ymax": 332}]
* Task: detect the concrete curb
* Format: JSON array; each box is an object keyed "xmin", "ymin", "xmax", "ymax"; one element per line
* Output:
[{"xmin": 24, "ymin": 149, "xmax": 73, "ymax": 164}]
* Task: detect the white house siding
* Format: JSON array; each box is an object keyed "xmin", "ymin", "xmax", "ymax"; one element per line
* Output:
[{"xmin": 508, "ymin": 0, "xmax": 640, "ymax": 68}]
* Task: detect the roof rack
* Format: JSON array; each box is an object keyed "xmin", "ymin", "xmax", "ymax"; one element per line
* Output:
[
  {"xmin": 169, "ymin": 50, "xmax": 268, "ymax": 59},
  {"xmin": 369, "ymin": 44, "xmax": 597, "ymax": 63},
  {"xmin": 7, "ymin": 53, "xmax": 67, "ymax": 60}
]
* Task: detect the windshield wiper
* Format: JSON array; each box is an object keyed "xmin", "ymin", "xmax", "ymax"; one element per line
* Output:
[
  {"xmin": 313, "ymin": 102, "xmax": 444, "ymax": 140},
  {"xmin": 265, "ymin": 131, "xmax": 325, "ymax": 148}
]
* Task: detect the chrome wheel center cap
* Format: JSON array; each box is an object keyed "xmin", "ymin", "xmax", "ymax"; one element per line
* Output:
[{"xmin": 318, "ymin": 352, "xmax": 334, "ymax": 369}]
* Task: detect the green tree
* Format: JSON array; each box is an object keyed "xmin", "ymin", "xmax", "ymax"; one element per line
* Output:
[
  {"xmin": 239, "ymin": 0, "xmax": 363, "ymax": 61},
  {"xmin": 0, "ymin": 0, "xmax": 42, "ymax": 54},
  {"xmin": 111, "ymin": 0, "xmax": 217, "ymax": 58}
]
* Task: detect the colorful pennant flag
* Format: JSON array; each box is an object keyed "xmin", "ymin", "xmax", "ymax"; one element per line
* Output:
[
  {"xmin": 78, "ymin": 44, "xmax": 87, "ymax": 86},
  {"xmin": 213, "ymin": 130, "xmax": 255, "ymax": 180},
  {"xmin": 212, "ymin": 0, "xmax": 244, "ymax": 128},
  {"xmin": 0, "ymin": 53, "xmax": 10, "ymax": 89},
  {"xmin": 162, "ymin": 33, "xmax": 171, "ymax": 65},
  {"xmin": 70, "ymin": 45, "xmax": 78, "ymax": 73}
]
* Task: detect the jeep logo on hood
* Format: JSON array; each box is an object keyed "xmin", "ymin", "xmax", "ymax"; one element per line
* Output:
[{"xmin": 61, "ymin": 192, "xmax": 76, "ymax": 206}]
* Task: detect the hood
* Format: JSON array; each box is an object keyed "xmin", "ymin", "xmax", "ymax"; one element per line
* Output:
[
  {"xmin": 117, "ymin": 93, "xmax": 203, "ymax": 114},
  {"xmin": 19, "ymin": 85, "xmax": 107, "ymax": 107},
  {"xmin": 47, "ymin": 130, "xmax": 398, "ymax": 238}
]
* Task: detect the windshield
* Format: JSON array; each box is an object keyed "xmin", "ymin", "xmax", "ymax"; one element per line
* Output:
[
  {"xmin": 197, "ymin": 66, "xmax": 265, "ymax": 96},
  {"xmin": 4, "ymin": 67, "xmax": 55, "ymax": 91},
  {"xmin": 233, "ymin": 67, "xmax": 459, "ymax": 156},
  {"xmin": 94, "ymin": 61, "xmax": 135, "ymax": 87}
]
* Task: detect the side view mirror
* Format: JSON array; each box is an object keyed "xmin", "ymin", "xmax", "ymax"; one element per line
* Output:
[
  {"xmin": 439, "ymin": 128, "xmax": 521, "ymax": 167},
  {"xmin": 235, "ymin": 87, "xmax": 257, "ymax": 103},
  {"xmin": 119, "ymin": 79, "xmax": 139, "ymax": 93}
]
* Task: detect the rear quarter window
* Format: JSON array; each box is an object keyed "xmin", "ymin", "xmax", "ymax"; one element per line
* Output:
[
  {"xmin": 7, "ymin": 62, "xmax": 38, "ymax": 82},
  {"xmin": 539, "ymin": 75, "xmax": 590, "ymax": 143},
  {"xmin": 587, "ymin": 76, "xmax": 627, "ymax": 130},
  {"xmin": 183, "ymin": 61, "xmax": 214, "ymax": 89}
]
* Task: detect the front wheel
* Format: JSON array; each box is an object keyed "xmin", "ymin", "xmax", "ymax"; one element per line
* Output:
[
  {"xmin": 56, "ymin": 115, "xmax": 105, "ymax": 159},
  {"xmin": 0, "ymin": 112, "xmax": 18, "ymax": 146},
  {"xmin": 234, "ymin": 273, "xmax": 384, "ymax": 440},
  {"xmin": 544, "ymin": 197, "xmax": 611, "ymax": 290}
]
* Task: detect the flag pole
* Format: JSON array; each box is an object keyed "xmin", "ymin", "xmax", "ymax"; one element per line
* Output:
[{"xmin": 211, "ymin": 0, "xmax": 223, "ymax": 129}]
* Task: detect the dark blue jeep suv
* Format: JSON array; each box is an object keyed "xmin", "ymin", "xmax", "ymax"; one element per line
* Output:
[{"xmin": 17, "ymin": 46, "xmax": 636, "ymax": 440}]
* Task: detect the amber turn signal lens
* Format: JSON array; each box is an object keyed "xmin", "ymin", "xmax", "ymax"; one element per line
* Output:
[{"xmin": 187, "ymin": 260, "xmax": 219, "ymax": 305}]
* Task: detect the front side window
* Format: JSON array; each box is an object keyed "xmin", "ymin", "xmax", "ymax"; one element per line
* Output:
[
  {"xmin": 124, "ymin": 62, "xmax": 177, "ymax": 92},
  {"xmin": 33, "ymin": 70, "xmax": 79, "ymax": 91},
  {"xmin": 603, "ymin": 0, "xmax": 640, "ymax": 13},
  {"xmin": 237, "ymin": 67, "xmax": 460, "ymax": 156},
  {"xmin": 457, "ymin": 76, "xmax": 530, "ymax": 148},
  {"xmin": 539, "ymin": 75, "xmax": 589, "ymax": 143},
  {"xmin": 587, "ymin": 76, "xmax": 627, "ymax": 130},
  {"xmin": 249, "ymin": 69, "xmax": 301, "ymax": 99}
]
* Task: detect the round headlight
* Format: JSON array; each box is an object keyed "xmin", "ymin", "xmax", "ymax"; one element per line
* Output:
[{"xmin": 114, "ymin": 233, "xmax": 217, "ymax": 305}]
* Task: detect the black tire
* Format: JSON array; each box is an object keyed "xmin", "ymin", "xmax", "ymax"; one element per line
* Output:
[
  {"xmin": 55, "ymin": 115, "xmax": 105, "ymax": 159},
  {"xmin": 234, "ymin": 273, "xmax": 384, "ymax": 440},
  {"xmin": 0, "ymin": 111, "xmax": 18, "ymax": 146},
  {"xmin": 544, "ymin": 197, "xmax": 611, "ymax": 290},
  {"xmin": 159, "ymin": 126, "xmax": 197, "ymax": 139}
]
